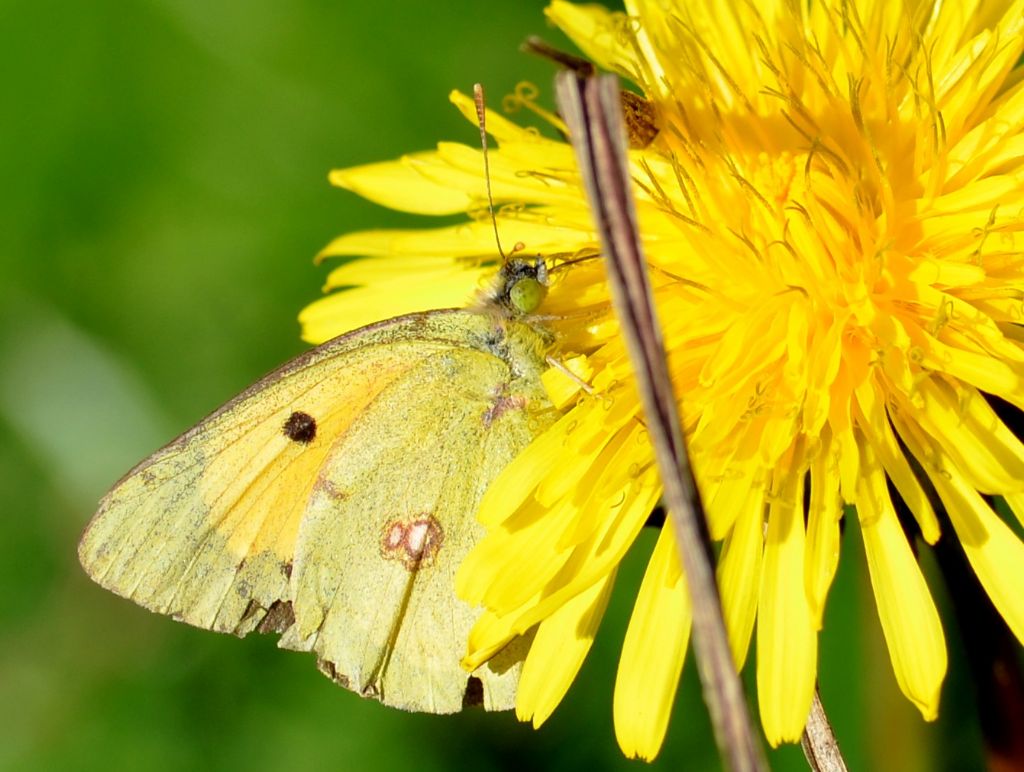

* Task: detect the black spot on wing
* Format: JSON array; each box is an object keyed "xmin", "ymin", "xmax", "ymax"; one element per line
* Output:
[{"xmin": 283, "ymin": 411, "xmax": 317, "ymax": 443}]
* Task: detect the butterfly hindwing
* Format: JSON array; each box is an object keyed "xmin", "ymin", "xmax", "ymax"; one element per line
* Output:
[
  {"xmin": 285, "ymin": 340, "xmax": 547, "ymax": 710},
  {"xmin": 79, "ymin": 310, "xmax": 556, "ymax": 711}
]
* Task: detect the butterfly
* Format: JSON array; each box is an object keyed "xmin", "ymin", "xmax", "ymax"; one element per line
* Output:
[{"xmin": 78, "ymin": 258, "xmax": 559, "ymax": 713}]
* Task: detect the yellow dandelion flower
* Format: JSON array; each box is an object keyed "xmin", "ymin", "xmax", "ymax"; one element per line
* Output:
[{"xmin": 303, "ymin": 0, "xmax": 1024, "ymax": 761}]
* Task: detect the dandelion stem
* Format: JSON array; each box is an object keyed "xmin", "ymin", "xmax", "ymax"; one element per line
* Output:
[{"xmin": 800, "ymin": 688, "xmax": 847, "ymax": 772}]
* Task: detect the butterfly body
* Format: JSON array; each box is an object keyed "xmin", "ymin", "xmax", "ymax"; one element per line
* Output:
[{"xmin": 80, "ymin": 307, "xmax": 557, "ymax": 712}]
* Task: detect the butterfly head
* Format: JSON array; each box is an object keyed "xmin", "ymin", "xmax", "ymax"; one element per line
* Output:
[{"xmin": 491, "ymin": 257, "xmax": 549, "ymax": 316}]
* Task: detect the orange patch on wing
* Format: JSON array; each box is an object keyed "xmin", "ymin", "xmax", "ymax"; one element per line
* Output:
[{"xmin": 380, "ymin": 514, "xmax": 445, "ymax": 570}]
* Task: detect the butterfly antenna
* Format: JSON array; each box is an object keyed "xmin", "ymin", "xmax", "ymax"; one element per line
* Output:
[{"xmin": 474, "ymin": 83, "xmax": 510, "ymax": 264}]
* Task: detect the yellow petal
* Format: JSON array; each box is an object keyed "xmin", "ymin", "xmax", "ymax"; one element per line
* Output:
[
  {"xmin": 458, "ymin": 493, "xmax": 578, "ymax": 611},
  {"xmin": 463, "ymin": 479, "xmax": 661, "ymax": 669},
  {"xmin": 541, "ymin": 354, "xmax": 594, "ymax": 408},
  {"xmin": 472, "ymin": 409, "xmax": 583, "ymax": 530},
  {"xmin": 700, "ymin": 423, "xmax": 765, "ymax": 539},
  {"xmin": 418, "ymin": 143, "xmax": 581, "ymax": 207},
  {"xmin": 298, "ymin": 257, "xmax": 491, "ymax": 342},
  {"xmin": 805, "ymin": 433, "xmax": 842, "ymax": 627},
  {"xmin": 516, "ymin": 570, "xmax": 616, "ymax": 727},
  {"xmin": 449, "ymin": 90, "xmax": 560, "ymax": 145},
  {"xmin": 835, "ymin": 425, "xmax": 861, "ymax": 503},
  {"xmin": 932, "ymin": 466, "xmax": 1024, "ymax": 646},
  {"xmin": 318, "ymin": 216, "xmax": 591, "ymax": 262},
  {"xmin": 546, "ymin": 0, "xmax": 644, "ymax": 82},
  {"xmin": 854, "ymin": 378, "xmax": 940, "ymax": 544},
  {"xmin": 328, "ymin": 156, "xmax": 472, "ymax": 215},
  {"xmin": 757, "ymin": 470, "xmax": 817, "ymax": 747},
  {"xmin": 914, "ymin": 377, "xmax": 1024, "ymax": 494},
  {"xmin": 716, "ymin": 485, "xmax": 765, "ymax": 668},
  {"xmin": 857, "ymin": 445, "xmax": 947, "ymax": 721},
  {"xmin": 923, "ymin": 338, "xmax": 1024, "ymax": 409},
  {"xmin": 613, "ymin": 525, "xmax": 691, "ymax": 761},
  {"xmin": 536, "ymin": 419, "xmax": 634, "ymax": 510}
]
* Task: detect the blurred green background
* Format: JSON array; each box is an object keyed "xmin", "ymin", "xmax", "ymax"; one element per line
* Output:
[{"xmin": 0, "ymin": 1, "xmax": 987, "ymax": 769}]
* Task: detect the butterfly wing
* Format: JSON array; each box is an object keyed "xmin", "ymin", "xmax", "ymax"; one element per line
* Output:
[
  {"xmin": 79, "ymin": 310, "xmax": 556, "ymax": 712},
  {"xmin": 285, "ymin": 335, "xmax": 550, "ymax": 710}
]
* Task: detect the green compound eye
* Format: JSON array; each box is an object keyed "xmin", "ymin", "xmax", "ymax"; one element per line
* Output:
[{"xmin": 509, "ymin": 276, "xmax": 547, "ymax": 314}]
